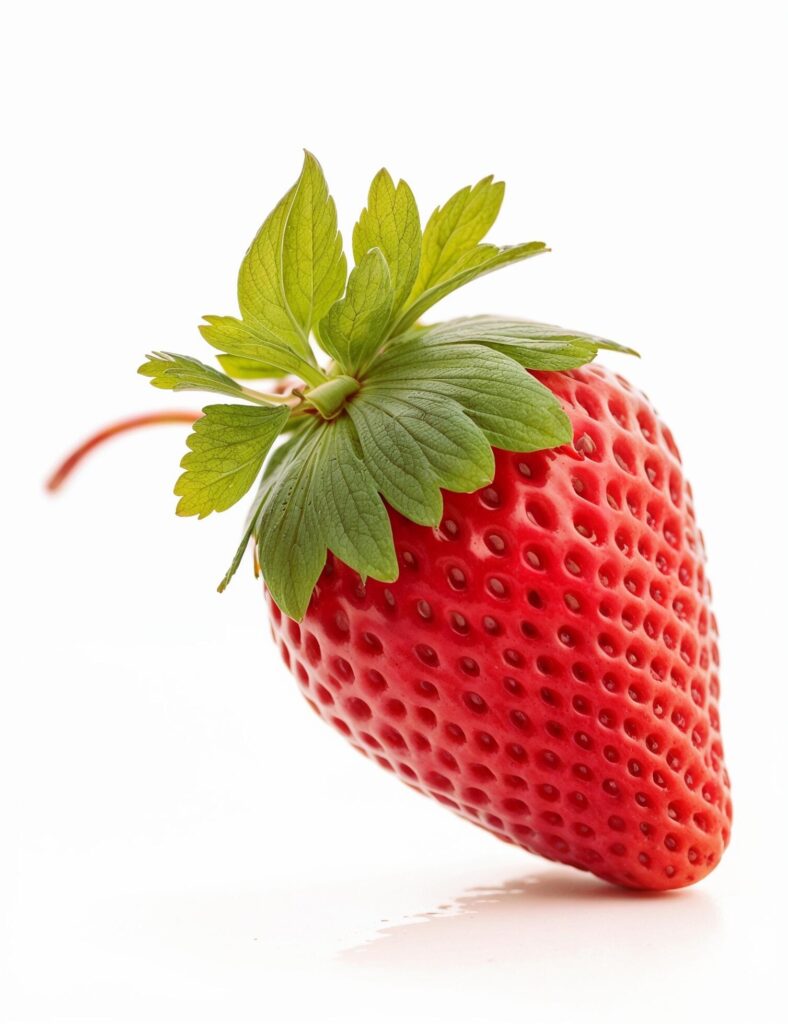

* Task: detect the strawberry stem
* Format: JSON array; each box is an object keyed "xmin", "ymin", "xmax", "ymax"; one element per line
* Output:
[
  {"xmin": 304, "ymin": 374, "xmax": 360, "ymax": 418},
  {"xmin": 45, "ymin": 410, "xmax": 202, "ymax": 493}
]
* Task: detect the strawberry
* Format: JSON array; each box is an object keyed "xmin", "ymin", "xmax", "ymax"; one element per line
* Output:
[
  {"xmin": 51, "ymin": 153, "xmax": 730, "ymax": 889},
  {"xmin": 268, "ymin": 364, "xmax": 731, "ymax": 890}
]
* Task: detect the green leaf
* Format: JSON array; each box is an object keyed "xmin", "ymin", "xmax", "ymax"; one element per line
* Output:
[
  {"xmin": 346, "ymin": 395, "xmax": 444, "ymax": 525},
  {"xmin": 217, "ymin": 513, "xmax": 257, "ymax": 593},
  {"xmin": 355, "ymin": 392, "xmax": 494, "ymax": 494},
  {"xmin": 237, "ymin": 151, "xmax": 346, "ymax": 362},
  {"xmin": 175, "ymin": 404, "xmax": 290, "ymax": 518},
  {"xmin": 347, "ymin": 391, "xmax": 493, "ymax": 524},
  {"xmin": 365, "ymin": 337, "xmax": 572, "ymax": 452},
  {"xmin": 260, "ymin": 417, "xmax": 316, "ymax": 483},
  {"xmin": 353, "ymin": 169, "xmax": 421, "ymax": 316},
  {"xmin": 199, "ymin": 315, "xmax": 325, "ymax": 386},
  {"xmin": 254, "ymin": 424, "xmax": 328, "ymax": 619},
  {"xmin": 139, "ymin": 352, "xmax": 249, "ymax": 400},
  {"xmin": 391, "ymin": 241, "xmax": 548, "ymax": 336},
  {"xmin": 319, "ymin": 248, "xmax": 394, "ymax": 373},
  {"xmin": 314, "ymin": 417, "xmax": 397, "ymax": 583},
  {"xmin": 217, "ymin": 421, "xmax": 314, "ymax": 592},
  {"xmin": 418, "ymin": 316, "xmax": 639, "ymax": 369},
  {"xmin": 411, "ymin": 176, "xmax": 504, "ymax": 297},
  {"xmin": 216, "ymin": 354, "xmax": 288, "ymax": 379}
]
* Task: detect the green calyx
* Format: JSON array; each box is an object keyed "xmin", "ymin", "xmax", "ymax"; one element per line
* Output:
[{"xmin": 139, "ymin": 151, "xmax": 637, "ymax": 620}]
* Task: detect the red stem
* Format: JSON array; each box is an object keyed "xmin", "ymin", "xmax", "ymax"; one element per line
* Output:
[{"xmin": 46, "ymin": 410, "xmax": 203, "ymax": 493}]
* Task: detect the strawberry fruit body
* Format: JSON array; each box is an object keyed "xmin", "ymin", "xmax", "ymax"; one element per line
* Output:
[{"xmin": 269, "ymin": 364, "xmax": 731, "ymax": 890}]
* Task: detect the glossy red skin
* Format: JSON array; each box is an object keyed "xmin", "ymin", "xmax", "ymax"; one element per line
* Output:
[{"xmin": 269, "ymin": 364, "xmax": 732, "ymax": 890}]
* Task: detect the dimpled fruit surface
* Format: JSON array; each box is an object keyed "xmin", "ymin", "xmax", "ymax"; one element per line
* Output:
[{"xmin": 268, "ymin": 364, "xmax": 732, "ymax": 890}]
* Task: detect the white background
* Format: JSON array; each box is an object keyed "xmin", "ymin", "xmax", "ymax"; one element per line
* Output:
[{"xmin": 3, "ymin": 2, "xmax": 787, "ymax": 1021}]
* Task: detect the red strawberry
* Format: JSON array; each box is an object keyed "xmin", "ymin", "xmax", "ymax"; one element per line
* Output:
[
  {"xmin": 51, "ymin": 154, "xmax": 731, "ymax": 890},
  {"xmin": 268, "ymin": 364, "xmax": 731, "ymax": 890}
]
